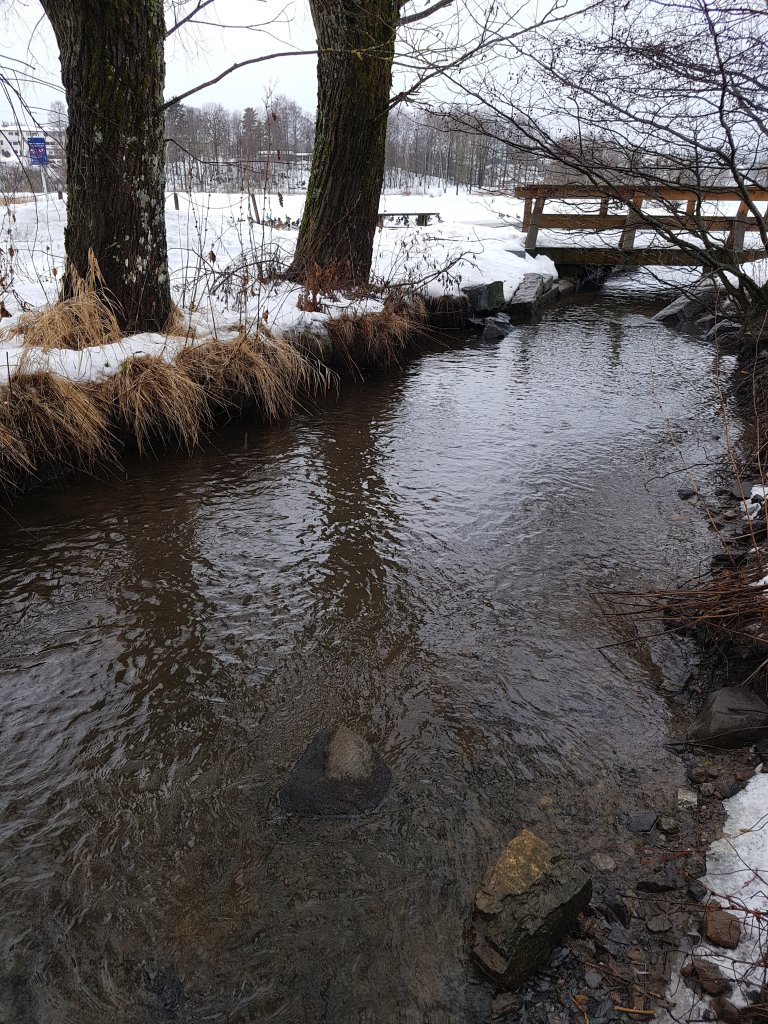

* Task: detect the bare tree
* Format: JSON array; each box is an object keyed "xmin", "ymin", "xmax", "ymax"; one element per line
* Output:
[
  {"xmin": 445, "ymin": 0, "xmax": 768, "ymax": 318},
  {"xmin": 40, "ymin": 0, "xmax": 172, "ymax": 332}
]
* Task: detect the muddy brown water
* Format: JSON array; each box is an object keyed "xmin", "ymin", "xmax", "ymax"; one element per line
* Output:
[{"xmin": 0, "ymin": 272, "xmax": 725, "ymax": 1023}]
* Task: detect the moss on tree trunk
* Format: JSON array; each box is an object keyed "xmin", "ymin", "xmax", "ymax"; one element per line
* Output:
[
  {"xmin": 40, "ymin": 0, "xmax": 171, "ymax": 333},
  {"xmin": 289, "ymin": 0, "xmax": 398, "ymax": 287}
]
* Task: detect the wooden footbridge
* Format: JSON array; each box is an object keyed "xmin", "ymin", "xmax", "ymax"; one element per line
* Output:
[{"xmin": 516, "ymin": 185, "xmax": 768, "ymax": 267}]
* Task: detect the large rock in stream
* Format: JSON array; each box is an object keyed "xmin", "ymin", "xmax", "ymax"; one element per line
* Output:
[
  {"xmin": 687, "ymin": 686, "xmax": 768, "ymax": 748},
  {"xmin": 471, "ymin": 829, "xmax": 592, "ymax": 989},
  {"xmin": 277, "ymin": 725, "xmax": 392, "ymax": 816}
]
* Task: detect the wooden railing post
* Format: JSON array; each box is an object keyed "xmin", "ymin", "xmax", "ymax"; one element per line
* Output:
[
  {"xmin": 525, "ymin": 197, "xmax": 545, "ymax": 251},
  {"xmin": 726, "ymin": 200, "xmax": 749, "ymax": 254},
  {"xmin": 619, "ymin": 193, "xmax": 644, "ymax": 251},
  {"xmin": 522, "ymin": 196, "xmax": 532, "ymax": 232}
]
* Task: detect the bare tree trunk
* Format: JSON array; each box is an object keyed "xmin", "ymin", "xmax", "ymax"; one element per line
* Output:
[
  {"xmin": 288, "ymin": 0, "xmax": 398, "ymax": 287},
  {"xmin": 40, "ymin": 0, "xmax": 171, "ymax": 333}
]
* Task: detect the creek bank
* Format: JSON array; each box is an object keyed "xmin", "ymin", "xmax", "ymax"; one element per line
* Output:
[{"xmin": 480, "ymin": 290, "xmax": 768, "ymax": 1024}]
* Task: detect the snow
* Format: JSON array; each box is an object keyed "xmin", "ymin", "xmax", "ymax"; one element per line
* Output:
[
  {"xmin": 0, "ymin": 189, "xmax": 554, "ymax": 384},
  {"xmin": 663, "ymin": 769, "xmax": 768, "ymax": 1021}
]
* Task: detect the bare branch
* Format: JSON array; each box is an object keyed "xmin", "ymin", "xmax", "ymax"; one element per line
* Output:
[
  {"xmin": 397, "ymin": 0, "xmax": 455, "ymax": 27},
  {"xmin": 162, "ymin": 50, "xmax": 317, "ymax": 109}
]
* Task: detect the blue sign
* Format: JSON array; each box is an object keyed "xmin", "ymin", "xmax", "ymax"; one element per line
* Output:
[{"xmin": 27, "ymin": 137, "xmax": 48, "ymax": 166}]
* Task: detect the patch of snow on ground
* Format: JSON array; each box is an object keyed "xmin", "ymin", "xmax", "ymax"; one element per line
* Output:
[
  {"xmin": 662, "ymin": 769, "xmax": 768, "ymax": 1022},
  {"xmin": 0, "ymin": 189, "xmax": 554, "ymax": 383}
]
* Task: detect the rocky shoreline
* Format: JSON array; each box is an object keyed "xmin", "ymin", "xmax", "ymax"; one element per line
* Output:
[{"xmin": 484, "ymin": 277, "xmax": 768, "ymax": 1024}]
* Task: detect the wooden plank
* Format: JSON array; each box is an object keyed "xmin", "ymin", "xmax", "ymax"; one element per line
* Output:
[
  {"xmin": 529, "ymin": 246, "xmax": 765, "ymax": 267},
  {"xmin": 515, "ymin": 184, "xmax": 768, "ymax": 202},
  {"xmin": 726, "ymin": 200, "xmax": 749, "ymax": 252},
  {"xmin": 522, "ymin": 196, "xmax": 532, "ymax": 231},
  {"xmin": 535, "ymin": 212, "xmax": 765, "ymax": 232},
  {"xmin": 619, "ymin": 193, "xmax": 644, "ymax": 251},
  {"xmin": 525, "ymin": 196, "xmax": 545, "ymax": 251}
]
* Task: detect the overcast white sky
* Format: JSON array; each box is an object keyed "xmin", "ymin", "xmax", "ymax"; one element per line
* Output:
[{"xmin": 4, "ymin": 0, "xmax": 321, "ymax": 124}]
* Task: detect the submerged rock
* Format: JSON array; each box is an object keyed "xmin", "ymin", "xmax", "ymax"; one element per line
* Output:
[
  {"xmin": 278, "ymin": 725, "xmax": 392, "ymax": 816},
  {"xmin": 688, "ymin": 686, "xmax": 768, "ymax": 747},
  {"xmin": 471, "ymin": 829, "xmax": 591, "ymax": 990}
]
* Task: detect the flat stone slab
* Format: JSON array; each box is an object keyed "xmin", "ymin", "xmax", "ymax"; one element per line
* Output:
[
  {"xmin": 471, "ymin": 829, "xmax": 591, "ymax": 990},
  {"xmin": 278, "ymin": 725, "xmax": 392, "ymax": 816}
]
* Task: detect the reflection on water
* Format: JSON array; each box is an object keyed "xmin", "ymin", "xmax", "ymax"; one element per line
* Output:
[{"xmin": 0, "ymin": 273, "xmax": 720, "ymax": 1022}]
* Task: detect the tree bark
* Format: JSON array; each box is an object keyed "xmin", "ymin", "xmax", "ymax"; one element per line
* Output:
[
  {"xmin": 288, "ymin": 0, "xmax": 398, "ymax": 287},
  {"xmin": 40, "ymin": 0, "xmax": 171, "ymax": 333}
]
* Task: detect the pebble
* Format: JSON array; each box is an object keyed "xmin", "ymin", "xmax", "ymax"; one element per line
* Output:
[
  {"xmin": 626, "ymin": 811, "xmax": 657, "ymax": 834},
  {"xmin": 678, "ymin": 787, "xmax": 698, "ymax": 809},
  {"xmin": 585, "ymin": 970, "xmax": 603, "ymax": 989},
  {"xmin": 647, "ymin": 914, "xmax": 673, "ymax": 933},
  {"xmin": 657, "ymin": 816, "xmax": 679, "ymax": 834},
  {"xmin": 700, "ymin": 782, "xmax": 717, "ymax": 798},
  {"xmin": 590, "ymin": 853, "xmax": 617, "ymax": 872}
]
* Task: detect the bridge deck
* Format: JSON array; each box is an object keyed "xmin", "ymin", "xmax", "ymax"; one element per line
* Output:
[
  {"xmin": 531, "ymin": 246, "xmax": 766, "ymax": 267},
  {"xmin": 515, "ymin": 185, "xmax": 768, "ymax": 267}
]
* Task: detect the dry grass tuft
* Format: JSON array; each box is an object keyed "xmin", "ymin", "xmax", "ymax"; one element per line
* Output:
[
  {"xmin": 0, "ymin": 370, "xmax": 116, "ymax": 477},
  {"xmin": 165, "ymin": 304, "xmax": 197, "ymax": 340},
  {"xmin": 105, "ymin": 354, "xmax": 210, "ymax": 456},
  {"xmin": 0, "ymin": 417, "xmax": 33, "ymax": 492},
  {"xmin": 176, "ymin": 333, "xmax": 330, "ymax": 420},
  {"xmin": 324, "ymin": 296, "xmax": 426, "ymax": 376},
  {"xmin": 14, "ymin": 251, "xmax": 121, "ymax": 351}
]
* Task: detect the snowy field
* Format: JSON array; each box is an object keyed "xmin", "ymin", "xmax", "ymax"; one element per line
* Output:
[{"xmin": 0, "ymin": 189, "xmax": 555, "ymax": 384}]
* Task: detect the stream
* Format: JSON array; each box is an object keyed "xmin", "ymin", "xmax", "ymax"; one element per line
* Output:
[{"xmin": 0, "ymin": 271, "xmax": 725, "ymax": 1023}]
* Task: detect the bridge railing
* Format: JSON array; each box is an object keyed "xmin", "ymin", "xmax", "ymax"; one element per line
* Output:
[{"xmin": 515, "ymin": 185, "xmax": 768, "ymax": 256}]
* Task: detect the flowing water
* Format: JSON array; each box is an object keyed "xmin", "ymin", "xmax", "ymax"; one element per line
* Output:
[{"xmin": 0, "ymin": 272, "xmax": 725, "ymax": 1023}]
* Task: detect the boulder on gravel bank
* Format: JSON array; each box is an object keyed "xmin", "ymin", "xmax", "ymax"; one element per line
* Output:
[
  {"xmin": 471, "ymin": 829, "xmax": 592, "ymax": 990},
  {"xmin": 688, "ymin": 687, "xmax": 768, "ymax": 748}
]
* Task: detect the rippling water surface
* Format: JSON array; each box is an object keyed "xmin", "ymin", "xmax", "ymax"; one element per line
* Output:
[{"xmin": 0, "ymin": 273, "xmax": 723, "ymax": 1022}]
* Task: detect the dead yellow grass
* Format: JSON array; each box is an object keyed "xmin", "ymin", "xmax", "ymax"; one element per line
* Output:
[
  {"xmin": 165, "ymin": 304, "xmax": 197, "ymax": 341},
  {"xmin": 176, "ymin": 333, "xmax": 330, "ymax": 420},
  {"xmin": 105, "ymin": 354, "xmax": 210, "ymax": 456},
  {"xmin": 13, "ymin": 251, "xmax": 121, "ymax": 352},
  {"xmin": 325, "ymin": 296, "xmax": 427, "ymax": 376},
  {"xmin": 0, "ymin": 418, "xmax": 32, "ymax": 492},
  {"xmin": 0, "ymin": 370, "xmax": 116, "ymax": 475}
]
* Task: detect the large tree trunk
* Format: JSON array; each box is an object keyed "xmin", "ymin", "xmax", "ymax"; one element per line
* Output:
[
  {"xmin": 289, "ymin": 0, "xmax": 398, "ymax": 287},
  {"xmin": 40, "ymin": 0, "xmax": 171, "ymax": 333}
]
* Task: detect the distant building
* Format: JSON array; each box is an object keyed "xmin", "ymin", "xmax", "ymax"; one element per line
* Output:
[{"xmin": 0, "ymin": 125, "xmax": 65, "ymax": 166}]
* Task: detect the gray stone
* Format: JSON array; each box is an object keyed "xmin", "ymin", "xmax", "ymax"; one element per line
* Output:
[
  {"xmin": 647, "ymin": 914, "xmax": 672, "ymax": 933},
  {"xmin": 590, "ymin": 853, "xmax": 617, "ymax": 872},
  {"xmin": 678, "ymin": 786, "xmax": 698, "ymax": 809},
  {"xmin": 483, "ymin": 318, "xmax": 510, "ymax": 342},
  {"xmin": 658, "ymin": 816, "xmax": 679, "ymax": 835},
  {"xmin": 693, "ymin": 958, "xmax": 732, "ymax": 995},
  {"xmin": 462, "ymin": 281, "xmax": 505, "ymax": 314},
  {"xmin": 678, "ymin": 486, "xmax": 698, "ymax": 500},
  {"xmin": 688, "ymin": 687, "xmax": 768, "ymax": 748},
  {"xmin": 491, "ymin": 992, "xmax": 521, "ymax": 1019},
  {"xmin": 702, "ymin": 902, "xmax": 741, "ymax": 949},
  {"xmin": 471, "ymin": 829, "xmax": 592, "ymax": 990},
  {"xmin": 278, "ymin": 726, "xmax": 392, "ymax": 816},
  {"xmin": 654, "ymin": 281, "xmax": 718, "ymax": 325},
  {"xmin": 505, "ymin": 273, "xmax": 548, "ymax": 318},
  {"xmin": 626, "ymin": 811, "xmax": 657, "ymax": 834}
]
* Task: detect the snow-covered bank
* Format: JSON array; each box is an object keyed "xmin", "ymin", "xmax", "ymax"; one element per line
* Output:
[
  {"xmin": 0, "ymin": 189, "xmax": 555, "ymax": 384},
  {"xmin": 663, "ymin": 769, "xmax": 768, "ymax": 1021}
]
